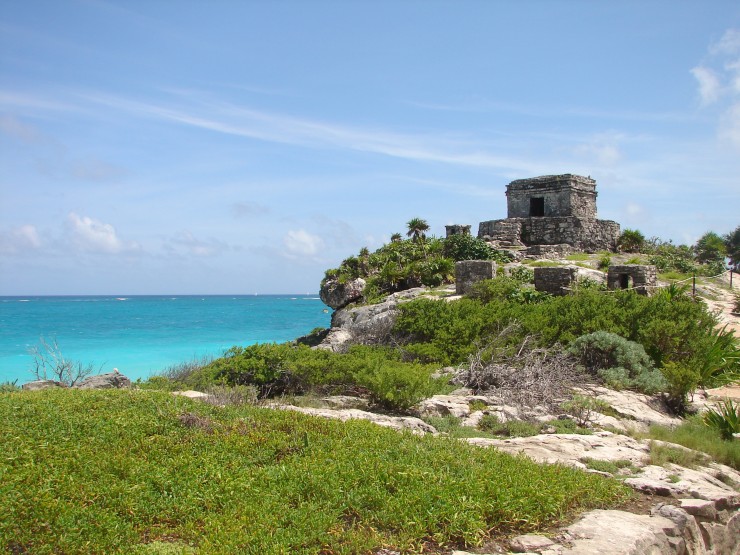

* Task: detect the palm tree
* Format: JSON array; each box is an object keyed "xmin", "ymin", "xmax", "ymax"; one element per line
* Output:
[
  {"xmin": 406, "ymin": 218, "xmax": 430, "ymax": 243},
  {"xmin": 406, "ymin": 218, "xmax": 430, "ymax": 259},
  {"xmin": 390, "ymin": 233, "xmax": 402, "ymax": 243}
]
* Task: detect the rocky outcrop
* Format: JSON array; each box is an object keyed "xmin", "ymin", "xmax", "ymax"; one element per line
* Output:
[
  {"xmin": 74, "ymin": 370, "xmax": 131, "ymax": 389},
  {"xmin": 319, "ymin": 277, "xmax": 366, "ymax": 310},
  {"xmin": 317, "ymin": 287, "xmax": 428, "ymax": 352},
  {"xmin": 21, "ymin": 379, "xmax": 67, "ymax": 391}
]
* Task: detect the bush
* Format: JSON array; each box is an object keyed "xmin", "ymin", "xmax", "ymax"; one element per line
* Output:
[
  {"xmin": 567, "ymin": 331, "xmax": 667, "ymax": 394},
  {"xmin": 660, "ymin": 361, "xmax": 699, "ymax": 413},
  {"xmin": 478, "ymin": 414, "xmax": 541, "ymax": 437},
  {"xmin": 354, "ymin": 359, "xmax": 441, "ymax": 412},
  {"xmin": 444, "ymin": 234, "xmax": 501, "ymax": 262},
  {"xmin": 560, "ymin": 395, "xmax": 611, "ymax": 427},
  {"xmin": 703, "ymin": 399, "xmax": 740, "ymax": 440},
  {"xmin": 618, "ymin": 229, "xmax": 645, "ymax": 253}
]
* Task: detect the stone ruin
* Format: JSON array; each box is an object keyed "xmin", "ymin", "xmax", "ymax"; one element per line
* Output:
[
  {"xmin": 607, "ymin": 264, "xmax": 657, "ymax": 296},
  {"xmin": 533, "ymin": 267, "xmax": 578, "ymax": 296},
  {"xmin": 455, "ymin": 260, "xmax": 496, "ymax": 295},
  {"xmin": 445, "ymin": 224, "xmax": 471, "ymax": 237},
  {"xmin": 477, "ymin": 174, "xmax": 620, "ymax": 254}
]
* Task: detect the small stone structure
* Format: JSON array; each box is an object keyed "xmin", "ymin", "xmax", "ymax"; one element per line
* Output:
[
  {"xmin": 455, "ymin": 260, "xmax": 496, "ymax": 295},
  {"xmin": 533, "ymin": 266, "xmax": 578, "ymax": 296},
  {"xmin": 478, "ymin": 174, "xmax": 620, "ymax": 253},
  {"xmin": 445, "ymin": 224, "xmax": 471, "ymax": 238},
  {"xmin": 607, "ymin": 265, "xmax": 657, "ymax": 296}
]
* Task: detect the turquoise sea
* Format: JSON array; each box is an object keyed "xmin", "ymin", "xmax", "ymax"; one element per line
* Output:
[{"xmin": 0, "ymin": 295, "xmax": 331, "ymax": 385}]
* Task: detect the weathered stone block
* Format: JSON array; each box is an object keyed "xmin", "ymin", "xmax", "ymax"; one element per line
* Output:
[
  {"xmin": 607, "ymin": 265, "xmax": 657, "ymax": 296},
  {"xmin": 455, "ymin": 260, "xmax": 496, "ymax": 295},
  {"xmin": 534, "ymin": 266, "xmax": 577, "ymax": 296},
  {"xmin": 445, "ymin": 224, "xmax": 471, "ymax": 237}
]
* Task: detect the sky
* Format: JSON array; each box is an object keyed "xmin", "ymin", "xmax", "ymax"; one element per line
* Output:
[{"xmin": 1, "ymin": 1, "xmax": 739, "ymax": 295}]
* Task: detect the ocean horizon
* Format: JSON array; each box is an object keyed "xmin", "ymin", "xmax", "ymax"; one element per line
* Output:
[{"xmin": 0, "ymin": 294, "xmax": 331, "ymax": 385}]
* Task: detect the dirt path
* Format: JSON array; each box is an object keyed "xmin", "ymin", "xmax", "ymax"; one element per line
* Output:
[{"xmin": 702, "ymin": 272, "xmax": 740, "ymax": 400}]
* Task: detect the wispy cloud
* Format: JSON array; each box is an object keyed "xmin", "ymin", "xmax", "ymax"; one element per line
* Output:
[
  {"xmin": 77, "ymin": 90, "xmax": 540, "ymax": 175},
  {"xmin": 693, "ymin": 27, "xmax": 740, "ymax": 150},
  {"xmin": 165, "ymin": 231, "xmax": 231, "ymax": 257},
  {"xmin": 0, "ymin": 224, "xmax": 42, "ymax": 254}
]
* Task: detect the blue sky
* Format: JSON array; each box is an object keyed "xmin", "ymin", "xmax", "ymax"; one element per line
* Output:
[{"xmin": 1, "ymin": 1, "xmax": 739, "ymax": 295}]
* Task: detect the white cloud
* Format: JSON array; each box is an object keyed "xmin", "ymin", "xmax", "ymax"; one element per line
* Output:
[
  {"xmin": 710, "ymin": 29, "xmax": 740, "ymax": 56},
  {"xmin": 0, "ymin": 224, "xmax": 42, "ymax": 254},
  {"xmin": 66, "ymin": 213, "xmax": 140, "ymax": 254},
  {"xmin": 0, "ymin": 115, "xmax": 44, "ymax": 143},
  {"xmin": 167, "ymin": 231, "xmax": 229, "ymax": 257},
  {"xmin": 719, "ymin": 103, "xmax": 740, "ymax": 149},
  {"xmin": 690, "ymin": 66, "xmax": 721, "ymax": 105},
  {"xmin": 283, "ymin": 229, "xmax": 323, "ymax": 257}
]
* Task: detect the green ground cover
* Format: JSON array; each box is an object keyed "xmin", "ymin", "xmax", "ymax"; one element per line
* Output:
[{"xmin": 0, "ymin": 389, "xmax": 630, "ymax": 554}]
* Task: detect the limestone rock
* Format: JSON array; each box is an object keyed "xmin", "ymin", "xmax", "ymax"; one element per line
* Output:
[
  {"xmin": 509, "ymin": 533, "xmax": 556, "ymax": 553},
  {"xmin": 319, "ymin": 277, "xmax": 366, "ymax": 310},
  {"xmin": 561, "ymin": 509, "xmax": 691, "ymax": 554},
  {"xmin": 172, "ymin": 390, "xmax": 213, "ymax": 401},
  {"xmin": 75, "ymin": 371, "xmax": 131, "ymax": 389},
  {"xmin": 21, "ymin": 379, "xmax": 67, "ymax": 391},
  {"xmin": 413, "ymin": 395, "xmax": 473, "ymax": 418},
  {"xmin": 573, "ymin": 385, "xmax": 681, "ymax": 428},
  {"xmin": 274, "ymin": 405, "xmax": 437, "ymax": 435},
  {"xmin": 317, "ymin": 287, "xmax": 427, "ymax": 351},
  {"xmin": 466, "ymin": 431, "xmax": 649, "ymax": 469}
]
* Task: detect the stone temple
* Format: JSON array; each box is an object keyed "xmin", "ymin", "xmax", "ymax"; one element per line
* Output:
[{"xmin": 477, "ymin": 174, "xmax": 620, "ymax": 254}]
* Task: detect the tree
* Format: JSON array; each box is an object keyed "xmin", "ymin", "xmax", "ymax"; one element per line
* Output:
[
  {"xmin": 694, "ymin": 231, "xmax": 727, "ymax": 264},
  {"xmin": 406, "ymin": 217, "xmax": 431, "ymax": 259},
  {"xmin": 406, "ymin": 217, "xmax": 430, "ymax": 243},
  {"xmin": 617, "ymin": 229, "xmax": 645, "ymax": 253},
  {"xmin": 390, "ymin": 233, "xmax": 402, "ymax": 243},
  {"xmin": 28, "ymin": 336, "xmax": 100, "ymax": 386},
  {"xmin": 725, "ymin": 225, "xmax": 740, "ymax": 271}
]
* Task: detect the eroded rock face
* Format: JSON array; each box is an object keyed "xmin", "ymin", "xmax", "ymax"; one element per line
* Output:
[
  {"xmin": 319, "ymin": 277, "xmax": 366, "ymax": 310},
  {"xmin": 75, "ymin": 371, "xmax": 131, "ymax": 389},
  {"xmin": 317, "ymin": 287, "xmax": 427, "ymax": 352}
]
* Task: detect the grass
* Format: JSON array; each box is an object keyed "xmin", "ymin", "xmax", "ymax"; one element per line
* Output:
[
  {"xmin": 0, "ymin": 389, "xmax": 630, "ymax": 554},
  {"xmin": 646, "ymin": 441, "xmax": 709, "ymax": 469},
  {"xmin": 580, "ymin": 458, "xmax": 637, "ymax": 475},
  {"xmin": 565, "ymin": 253, "xmax": 591, "ymax": 262},
  {"xmin": 637, "ymin": 416, "xmax": 740, "ymax": 470}
]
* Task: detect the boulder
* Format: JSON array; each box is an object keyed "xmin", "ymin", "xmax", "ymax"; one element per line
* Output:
[
  {"xmin": 319, "ymin": 277, "xmax": 366, "ymax": 310},
  {"xmin": 573, "ymin": 385, "xmax": 681, "ymax": 428},
  {"xmin": 75, "ymin": 370, "xmax": 131, "ymax": 389},
  {"xmin": 22, "ymin": 379, "xmax": 67, "ymax": 391}
]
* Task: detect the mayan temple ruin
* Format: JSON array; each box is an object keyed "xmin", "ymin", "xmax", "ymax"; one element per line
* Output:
[{"xmin": 476, "ymin": 174, "xmax": 621, "ymax": 256}]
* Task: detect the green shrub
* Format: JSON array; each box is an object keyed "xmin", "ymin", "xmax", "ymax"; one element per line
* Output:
[
  {"xmin": 660, "ymin": 361, "xmax": 700, "ymax": 413},
  {"xmin": 597, "ymin": 253, "xmax": 611, "ymax": 271},
  {"xmin": 478, "ymin": 414, "xmax": 541, "ymax": 437},
  {"xmin": 0, "ymin": 380, "xmax": 20, "ymax": 393},
  {"xmin": 355, "ymin": 359, "xmax": 441, "ymax": 412},
  {"xmin": 580, "ymin": 458, "xmax": 637, "ymax": 475},
  {"xmin": 443, "ymin": 234, "xmax": 508, "ymax": 262},
  {"xmin": 567, "ymin": 332, "xmax": 667, "ymax": 394},
  {"xmin": 560, "ymin": 395, "xmax": 611, "ymax": 426},
  {"xmin": 508, "ymin": 266, "xmax": 535, "ymax": 284},
  {"xmin": 703, "ymin": 399, "xmax": 740, "ymax": 440},
  {"xmin": 617, "ymin": 229, "xmax": 645, "ymax": 253}
]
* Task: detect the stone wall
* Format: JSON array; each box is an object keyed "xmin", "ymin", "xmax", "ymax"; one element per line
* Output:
[
  {"xmin": 478, "ymin": 217, "xmax": 620, "ymax": 253},
  {"xmin": 455, "ymin": 260, "xmax": 496, "ymax": 295},
  {"xmin": 533, "ymin": 267, "xmax": 578, "ymax": 296},
  {"xmin": 506, "ymin": 174, "xmax": 598, "ymax": 219},
  {"xmin": 607, "ymin": 265, "xmax": 658, "ymax": 296},
  {"xmin": 445, "ymin": 224, "xmax": 471, "ymax": 238}
]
